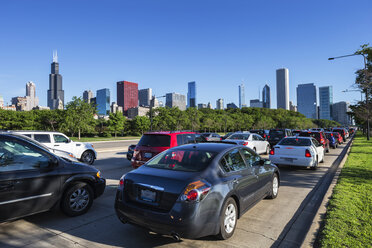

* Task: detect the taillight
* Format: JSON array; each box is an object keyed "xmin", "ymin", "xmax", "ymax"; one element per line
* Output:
[
  {"xmin": 181, "ymin": 180, "xmax": 211, "ymax": 202},
  {"xmin": 133, "ymin": 150, "xmax": 139, "ymax": 158},
  {"xmin": 320, "ymin": 138, "xmax": 325, "ymax": 144},
  {"xmin": 243, "ymin": 141, "xmax": 249, "ymax": 146},
  {"xmin": 268, "ymin": 135, "xmax": 270, "ymax": 139},
  {"xmin": 119, "ymin": 175, "xmax": 125, "ymax": 188},
  {"xmin": 269, "ymin": 148, "xmax": 275, "ymax": 155},
  {"xmin": 305, "ymin": 149, "xmax": 311, "ymax": 157}
]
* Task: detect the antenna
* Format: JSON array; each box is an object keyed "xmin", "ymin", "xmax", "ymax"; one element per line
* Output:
[{"xmin": 53, "ymin": 50, "xmax": 58, "ymax": 63}]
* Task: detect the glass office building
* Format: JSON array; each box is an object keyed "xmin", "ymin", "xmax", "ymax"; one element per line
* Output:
[
  {"xmin": 97, "ymin": 88, "xmax": 110, "ymax": 116},
  {"xmin": 319, "ymin": 86, "xmax": 333, "ymax": 120},
  {"xmin": 297, "ymin": 83, "xmax": 317, "ymax": 119}
]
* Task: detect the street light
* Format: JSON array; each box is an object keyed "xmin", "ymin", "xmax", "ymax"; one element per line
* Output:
[{"xmin": 328, "ymin": 53, "xmax": 370, "ymax": 140}]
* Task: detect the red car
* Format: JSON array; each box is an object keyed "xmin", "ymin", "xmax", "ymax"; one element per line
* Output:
[
  {"xmin": 131, "ymin": 131, "xmax": 199, "ymax": 168},
  {"xmin": 299, "ymin": 131, "xmax": 330, "ymax": 153},
  {"xmin": 333, "ymin": 132, "xmax": 343, "ymax": 145}
]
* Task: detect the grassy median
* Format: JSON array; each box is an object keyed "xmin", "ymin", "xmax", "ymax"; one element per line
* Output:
[
  {"xmin": 70, "ymin": 136, "xmax": 140, "ymax": 142},
  {"xmin": 320, "ymin": 133, "xmax": 372, "ymax": 247}
]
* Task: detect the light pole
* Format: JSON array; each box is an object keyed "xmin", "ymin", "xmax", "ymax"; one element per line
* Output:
[{"xmin": 328, "ymin": 53, "xmax": 370, "ymax": 140}]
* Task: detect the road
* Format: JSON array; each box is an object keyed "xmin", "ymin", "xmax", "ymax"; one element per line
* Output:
[{"xmin": 0, "ymin": 139, "xmax": 351, "ymax": 248}]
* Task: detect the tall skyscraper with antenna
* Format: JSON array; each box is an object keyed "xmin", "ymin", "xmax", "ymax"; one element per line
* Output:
[{"xmin": 47, "ymin": 51, "xmax": 64, "ymax": 109}]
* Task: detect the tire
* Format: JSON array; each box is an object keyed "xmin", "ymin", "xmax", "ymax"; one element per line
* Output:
[
  {"xmin": 61, "ymin": 183, "xmax": 94, "ymax": 217},
  {"xmin": 266, "ymin": 173, "xmax": 279, "ymax": 199},
  {"xmin": 253, "ymin": 148, "xmax": 257, "ymax": 153},
  {"xmin": 218, "ymin": 198, "xmax": 238, "ymax": 240},
  {"xmin": 264, "ymin": 145, "xmax": 270, "ymax": 155},
  {"xmin": 81, "ymin": 150, "xmax": 95, "ymax": 165},
  {"xmin": 311, "ymin": 157, "xmax": 318, "ymax": 170},
  {"xmin": 320, "ymin": 153, "xmax": 324, "ymax": 163},
  {"xmin": 326, "ymin": 146, "xmax": 330, "ymax": 153}
]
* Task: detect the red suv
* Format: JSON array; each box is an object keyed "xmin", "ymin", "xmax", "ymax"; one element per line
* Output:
[
  {"xmin": 299, "ymin": 131, "xmax": 330, "ymax": 153},
  {"xmin": 131, "ymin": 131, "xmax": 199, "ymax": 168}
]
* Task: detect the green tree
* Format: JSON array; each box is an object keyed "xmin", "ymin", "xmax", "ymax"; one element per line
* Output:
[
  {"xmin": 108, "ymin": 112, "xmax": 126, "ymax": 137},
  {"xmin": 131, "ymin": 116, "xmax": 151, "ymax": 135}
]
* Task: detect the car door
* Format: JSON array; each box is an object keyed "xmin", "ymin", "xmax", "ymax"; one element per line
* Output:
[
  {"xmin": 53, "ymin": 134, "xmax": 73, "ymax": 154},
  {"xmin": 255, "ymin": 134, "xmax": 266, "ymax": 154},
  {"xmin": 0, "ymin": 137, "xmax": 61, "ymax": 222},
  {"xmin": 311, "ymin": 138, "xmax": 323, "ymax": 162},
  {"xmin": 33, "ymin": 134, "xmax": 53, "ymax": 149}
]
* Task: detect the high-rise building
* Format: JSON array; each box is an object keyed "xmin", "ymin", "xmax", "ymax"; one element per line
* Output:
[
  {"xmin": 207, "ymin": 102, "xmax": 212, "ymax": 109},
  {"xmin": 262, "ymin": 84, "xmax": 271, "ymax": 108},
  {"xmin": 198, "ymin": 103, "xmax": 207, "ymax": 109},
  {"xmin": 83, "ymin": 90, "xmax": 94, "ymax": 103},
  {"xmin": 47, "ymin": 51, "xmax": 64, "ymax": 110},
  {"xmin": 26, "ymin": 81, "xmax": 39, "ymax": 110},
  {"xmin": 250, "ymin": 99, "xmax": 263, "ymax": 108},
  {"xmin": 187, "ymin": 81, "xmax": 196, "ymax": 108},
  {"xmin": 139, "ymin": 88, "xmax": 152, "ymax": 107},
  {"xmin": 297, "ymin": 83, "xmax": 317, "ymax": 119},
  {"xmin": 117, "ymin": 81, "xmax": 138, "ymax": 113},
  {"xmin": 276, "ymin": 68, "xmax": 289, "ymax": 110},
  {"xmin": 96, "ymin": 88, "xmax": 110, "ymax": 116},
  {"xmin": 289, "ymin": 101, "xmax": 297, "ymax": 112},
  {"xmin": 238, "ymin": 84, "xmax": 245, "ymax": 108},
  {"xmin": 165, "ymin": 93, "xmax": 186, "ymax": 110},
  {"xmin": 110, "ymin": 102, "xmax": 123, "ymax": 114},
  {"xmin": 0, "ymin": 95, "xmax": 4, "ymax": 108},
  {"xmin": 11, "ymin": 97, "xmax": 28, "ymax": 111},
  {"xmin": 332, "ymin": 101, "xmax": 351, "ymax": 126},
  {"xmin": 227, "ymin": 102, "xmax": 238, "ymax": 109},
  {"xmin": 216, "ymin": 98, "xmax": 224, "ymax": 110},
  {"xmin": 319, "ymin": 86, "xmax": 333, "ymax": 120}
]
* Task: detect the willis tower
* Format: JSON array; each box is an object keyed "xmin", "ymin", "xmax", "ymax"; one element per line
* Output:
[{"xmin": 48, "ymin": 51, "xmax": 64, "ymax": 109}]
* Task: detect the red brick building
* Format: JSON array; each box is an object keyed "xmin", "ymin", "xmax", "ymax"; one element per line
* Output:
[{"xmin": 117, "ymin": 81, "xmax": 138, "ymax": 114}]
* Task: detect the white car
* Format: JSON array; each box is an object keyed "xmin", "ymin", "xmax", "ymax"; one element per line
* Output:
[
  {"xmin": 14, "ymin": 131, "xmax": 97, "ymax": 165},
  {"xmin": 269, "ymin": 137, "xmax": 324, "ymax": 170},
  {"xmin": 224, "ymin": 132, "xmax": 270, "ymax": 155}
]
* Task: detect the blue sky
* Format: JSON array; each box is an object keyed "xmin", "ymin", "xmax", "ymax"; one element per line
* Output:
[{"xmin": 0, "ymin": 0, "xmax": 371, "ymax": 108}]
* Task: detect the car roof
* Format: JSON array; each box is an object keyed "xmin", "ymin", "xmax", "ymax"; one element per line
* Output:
[
  {"xmin": 283, "ymin": 136, "xmax": 313, "ymax": 140},
  {"xmin": 12, "ymin": 130, "xmax": 62, "ymax": 134},
  {"xmin": 171, "ymin": 142, "xmax": 239, "ymax": 152},
  {"xmin": 143, "ymin": 131, "xmax": 196, "ymax": 135}
]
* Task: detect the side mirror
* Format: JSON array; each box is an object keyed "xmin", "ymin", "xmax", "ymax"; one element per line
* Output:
[{"xmin": 67, "ymin": 139, "xmax": 72, "ymax": 143}]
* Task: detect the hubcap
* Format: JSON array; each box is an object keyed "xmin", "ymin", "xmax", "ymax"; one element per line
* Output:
[
  {"xmin": 224, "ymin": 203, "xmax": 236, "ymax": 234},
  {"xmin": 272, "ymin": 176, "xmax": 278, "ymax": 196},
  {"xmin": 83, "ymin": 152, "xmax": 93, "ymax": 163},
  {"xmin": 69, "ymin": 188, "xmax": 89, "ymax": 211}
]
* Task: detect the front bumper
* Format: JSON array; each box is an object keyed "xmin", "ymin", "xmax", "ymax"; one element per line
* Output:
[{"xmin": 93, "ymin": 178, "xmax": 106, "ymax": 198}]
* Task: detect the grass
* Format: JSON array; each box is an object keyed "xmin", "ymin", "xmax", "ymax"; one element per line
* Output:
[
  {"xmin": 319, "ymin": 133, "xmax": 372, "ymax": 247},
  {"xmin": 70, "ymin": 136, "xmax": 140, "ymax": 142}
]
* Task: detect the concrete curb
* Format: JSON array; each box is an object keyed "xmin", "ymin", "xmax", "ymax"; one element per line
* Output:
[{"xmin": 302, "ymin": 138, "xmax": 354, "ymax": 248}]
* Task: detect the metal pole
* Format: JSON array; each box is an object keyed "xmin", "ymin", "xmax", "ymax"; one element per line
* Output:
[
  {"xmin": 150, "ymin": 97, "xmax": 154, "ymax": 131},
  {"xmin": 362, "ymin": 54, "xmax": 370, "ymax": 140}
]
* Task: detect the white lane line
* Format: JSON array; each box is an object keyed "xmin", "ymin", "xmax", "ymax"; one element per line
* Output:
[{"xmin": 96, "ymin": 148, "xmax": 128, "ymax": 153}]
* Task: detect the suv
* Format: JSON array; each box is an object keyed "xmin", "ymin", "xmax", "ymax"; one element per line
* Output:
[
  {"xmin": 131, "ymin": 131, "xmax": 198, "ymax": 168},
  {"xmin": 299, "ymin": 131, "xmax": 330, "ymax": 153},
  {"xmin": 0, "ymin": 132, "xmax": 105, "ymax": 222},
  {"xmin": 250, "ymin": 129, "xmax": 268, "ymax": 140},
  {"xmin": 268, "ymin": 129, "xmax": 292, "ymax": 147},
  {"xmin": 14, "ymin": 131, "xmax": 97, "ymax": 165}
]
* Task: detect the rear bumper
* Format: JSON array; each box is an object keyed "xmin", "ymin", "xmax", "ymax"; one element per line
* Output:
[
  {"xmin": 269, "ymin": 156, "xmax": 313, "ymax": 167},
  {"xmin": 131, "ymin": 160, "xmax": 146, "ymax": 169}
]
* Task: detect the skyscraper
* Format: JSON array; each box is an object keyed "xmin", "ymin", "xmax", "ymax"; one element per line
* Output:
[
  {"xmin": 262, "ymin": 84, "xmax": 271, "ymax": 108},
  {"xmin": 47, "ymin": 51, "xmax": 64, "ymax": 110},
  {"xmin": 216, "ymin": 98, "xmax": 224, "ymax": 110},
  {"xmin": 83, "ymin": 90, "xmax": 94, "ymax": 103},
  {"xmin": 165, "ymin": 93, "xmax": 186, "ymax": 110},
  {"xmin": 297, "ymin": 83, "xmax": 317, "ymax": 119},
  {"xmin": 187, "ymin": 81, "xmax": 196, "ymax": 108},
  {"xmin": 250, "ymin": 99, "xmax": 263, "ymax": 108},
  {"xmin": 319, "ymin": 86, "xmax": 333, "ymax": 120},
  {"xmin": 332, "ymin": 101, "xmax": 351, "ymax": 126},
  {"xmin": 239, "ymin": 84, "xmax": 245, "ymax": 108},
  {"xmin": 139, "ymin": 88, "xmax": 152, "ymax": 107},
  {"xmin": 96, "ymin": 88, "xmax": 110, "ymax": 116},
  {"xmin": 26, "ymin": 81, "xmax": 39, "ymax": 110},
  {"xmin": 117, "ymin": 81, "xmax": 138, "ymax": 113},
  {"xmin": 276, "ymin": 68, "xmax": 289, "ymax": 110}
]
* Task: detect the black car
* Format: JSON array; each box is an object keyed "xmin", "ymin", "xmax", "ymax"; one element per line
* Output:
[
  {"xmin": 249, "ymin": 129, "xmax": 268, "ymax": 140},
  {"xmin": 115, "ymin": 143, "xmax": 279, "ymax": 240},
  {"xmin": 127, "ymin": 144, "xmax": 136, "ymax": 161},
  {"xmin": 267, "ymin": 129, "xmax": 292, "ymax": 147},
  {"xmin": 0, "ymin": 133, "xmax": 106, "ymax": 222}
]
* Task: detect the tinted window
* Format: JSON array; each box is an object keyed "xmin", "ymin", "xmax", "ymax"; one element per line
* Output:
[
  {"xmin": 195, "ymin": 134, "xmax": 206, "ymax": 143},
  {"xmin": 278, "ymin": 138, "xmax": 311, "ymax": 146},
  {"xmin": 34, "ymin": 134, "xmax": 51, "ymax": 143},
  {"xmin": 146, "ymin": 149, "xmax": 217, "ymax": 172},
  {"xmin": 183, "ymin": 134, "xmax": 196, "ymax": 144},
  {"xmin": 299, "ymin": 132, "xmax": 320, "ymax": 139},
  {"xmin": 176, "ymin": 135, "xmax": 184, "ymax": 146},
  {"xmin": 0, "ymin": 140, "xmax": 50, "ymax": 172},
  {"xmin": 54, "ymin": 134, "xmax": 69, "ymax": 143},
  {"xmin": 220, "ymin": 149, "xmax": 246, "ymax": 173},
  {"xmin": 269, "ymin": 130, "xmax": 285, "ymax": 138},
  {"xmin": 312, "ymin": 138, "xmax": 321, "ymax": 147},
  {"xmin": 240, "ymin": 148, "xmax": 260, "ymax": 166},
  {"xmin": 24, "ymin": 134, "xmax": 32, "ymax": 138},
  {"xmin": 137, "ymin": 134, "xmax": 171, "ymax": 147},
  {"xmin": 228, "ymin": 134, "xmax": 250, "ymax": 140}
]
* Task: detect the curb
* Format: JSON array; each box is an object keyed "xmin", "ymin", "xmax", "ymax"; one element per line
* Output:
[{"xmin": 302, "ymin": 138, "xmax": 354, "ymax": 247}]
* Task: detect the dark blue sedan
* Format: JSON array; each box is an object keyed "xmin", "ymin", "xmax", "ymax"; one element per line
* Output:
[
  {"xmin": 115, "ymin": 143, "xmax": 280, "ymax": 240},
  {"xmin": 325, "ymin": 132, "xmax": 338, "ymax": 149}
]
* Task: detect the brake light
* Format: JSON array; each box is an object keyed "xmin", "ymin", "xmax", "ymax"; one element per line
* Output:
[
  {"xmin": 243, "ymin": 141, "xmax": 249, "ymax": 146},
  {"xmin": 133, "ymin": 150, "xmax": 139, "ymax": 158},
  {"xmin": 186, "ymin": 189, "xmax": 199, "ymax": 201},
  {"xmin": 119, "ymin": 175, "xmax": 125, "ymax": 188},
  {"xmin": 181, "ymin": 180, "xmax": 211, "ymax": 202},
  {"xmin": 269, "ymin": 148, "xmax": 275, "ymax": 155},
  {"xmin": 320, "ymin": 138, "xmax": 325, "ymax": 144},
  {"xmin": 268, "ymin": 136, "xmax": 270, "ymax": 139},
  {"xmin": 305, "ymin": 149, "xmax": 311, "ymax": 157}
]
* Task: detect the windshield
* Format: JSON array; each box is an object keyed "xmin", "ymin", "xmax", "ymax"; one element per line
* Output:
[
  {"xmin": 227, "ymin": 133, "xmax": 250, "ymax": 140},
  {"xmin": 278, "ymin": 138, "xmax": 311, "ymax": 146},
  {"xmin": 299, "ymin": 132, "xmax": 320, "ymax": 139},
  {"xmin": 137, "ymin": 134, "xmax": 171, "ymax": 147},
  {"xmin": 146, "ymin": 149, "xmax": 217, "ymax": 172}
]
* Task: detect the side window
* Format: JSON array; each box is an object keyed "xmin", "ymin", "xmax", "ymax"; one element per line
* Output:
[
  {"xmin": 312, "ymin": 138, "xmax": 320, "ymax": 147},
  {"xmin": 219, "ymin": 149, "xmax": 246, "ymax": 173},
  {"xmin": 183, "ymin": 134, "xmax": 195, "ymax": 144},
  {"xmin": 23, "ymin": 134, "xmax": 32, "ymax": 138},
  {"xmin": 54, "ymin": 134, "xmax": 69, "ymax": 143},
  {"xmin": 0, "ymin": 140, "xmax": 50, "ymax": 172},
  {"xmin": 34, "ymin": 134, "xmax": 51, "ymax": 143},
  {"xmin": 258, "ymin": 135, "xmax": 264, "ymax": 141},
  {"xmin": 176, "ymin": 135, "xmax": 184, "ymax": 146},
  {"xmin": 240, "ymin": 148, "xmax": 260, "ymax": 166},
  {"xmin": 253, "ymin": 135, "xmax": 259, "ymax": 141}
]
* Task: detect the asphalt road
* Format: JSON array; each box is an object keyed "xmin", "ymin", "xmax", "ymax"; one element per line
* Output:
[{"xmin": 0, "ymin": 139, "xmax": 351, "ymax": 248}]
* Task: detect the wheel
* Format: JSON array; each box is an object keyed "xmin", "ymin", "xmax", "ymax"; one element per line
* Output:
[
  {"xmin": 61, "ymin": 183, "xmax": 94, "ymax": 217},
  {"xmin": 218, "ymin": 198, "xmax": 238, "ymax": 240},
  {"xmin": 81, "ymin": 150, "xmax": 95, "ymax": 165},
  {"xmin": 253, "ymin": 147, "xmax": 257, "ymax": 153},
  {"xmin": 264, "ymin": 145, "xmax": 270, "ymax": 155},
  {"xmin": 266, "ymin": 173, "xmax": 279, "ymax": 199},
  {"xmin": 320, "ymin": 153, "xmax": 324, "ymax": 163},
  {"xmin": 326, "ymin": 146, "xmax": 330, "ymax": 153},
  {"xmin": 311, "ymin": 157, "xmax": 318, "ymax": 170}
]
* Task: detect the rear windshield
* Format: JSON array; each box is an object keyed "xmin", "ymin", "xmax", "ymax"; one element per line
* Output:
[
  {"xmin": 278, "ymin": 138, "xmax": 311, "ymax": 146},
  {"xmin": 146, "ymin": 149, "xmax": 218, "ymax": 172},
  {"xmin": 269, "ymin": 130, "xmax": 285, "ymax": 137},
  {"xmin": 227, "ymin": 133, "xmax": 250, "ymax": 140},
  {"xmin": 137, "ymin": 134, "xmax": 171, "ymax": 147},
  {"xmin": 299, "ymin": 132, "xmax": 320, "ymax": 139},
  {"xmin": 325, "ymin": 133, "xmax": 333, "ymax": 138}
]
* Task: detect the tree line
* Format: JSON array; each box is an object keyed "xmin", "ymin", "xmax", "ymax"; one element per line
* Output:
[{"xmin": 0, "ymin": 96, "xmax": 341, "ymax": 139}]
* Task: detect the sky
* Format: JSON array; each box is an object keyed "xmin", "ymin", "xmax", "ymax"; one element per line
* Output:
[{"xmin": 0, "ymin": 0, "xmax": 371, "ymax": 109}]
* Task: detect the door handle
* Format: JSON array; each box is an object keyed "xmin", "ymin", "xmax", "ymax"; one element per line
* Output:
[{"xmin": 0, "ymin": 183, "xmax": 14, "ymax": 191}]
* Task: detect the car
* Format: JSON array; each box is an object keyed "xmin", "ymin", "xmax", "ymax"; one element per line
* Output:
[
  {"xmin": 224, "ymin": 132, "xmax": 270, "ymax": 154},
  {"xmin": 13, "ymin": 131, "xmax": 97, "ymax": 165},
  {"xmin": 332, "ymin": 128, "xmax": 347, "ymax": 142},
  {"xmin": 269, "ymin": 137, "xmax": 324, "ymax": 169},
  {"xmin": 324, "ymin": 132, "xmax": 338, "ymax": 149},
  {"xmin": 131, "ymin": 131, "xmax": 198, "ymax": 168},
  {"xmin": 292, "ymin": 130, "xmax": 302, "ymax": 136},
  {"xmin": 333, "ymin": 132, "xmax": 343, "ymax": 145},
  {"xmin": 221, "ymin": 132, "xmax": 235, "ymax": 140},
  {"xmin": 115, "ymin": 143, "xmax": 280, "ymax": 240},
  {"xmin": 127, "ymin": 144, "xmax": 136, "ymax": 161},
  {"xmin": 249, "ymin": 129, "xmax": 268, "ymax": 140},
  {"xmin": 310, "ymin": 128, "xmax": 324, "ymax": 132},
  {"xmin": 0, "ymin": 132, "xmax": 105, "ymax": 222},
  {"xmin": 267, "ymin": 129, "xmax": 292, "ymax": 147},
  {"xmin": 200, "ymin": 133, "xmax": 222, "ymax": 141},
  {"xmin": 298, "ymin": 131, "xmax": 330, "ymax": 153},
  {"xmin": 348, "ymin": 128, "xmax": 356, "ymax": 136}
]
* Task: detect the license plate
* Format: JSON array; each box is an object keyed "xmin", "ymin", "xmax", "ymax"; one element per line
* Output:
[
  {"xmin": 283, "ymin": 157, "xmax": 294, "ymax": 162},
  {"xmin": 144, "ymin": 153, "xmax": 152, "ymax": 158},
  {"xmin": 274, "ymin": 137, "xmax": 280, "ymax": 140},
  {"xmin": 140, "ymin": 189, "xmax": 156, "ymax": 202}
]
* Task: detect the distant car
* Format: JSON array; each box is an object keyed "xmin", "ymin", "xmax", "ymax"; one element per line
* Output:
[
  {"xmin": 269, "ymin": 137, "xmax": 324, "ymax": 169},
  {"xmin": 13, "ymin": 131, "xmax": 97, "ymax": 165},
  {"xmin": 249, "ymin": 129, "xmax": 268, "ymax": 140},
  {"xmin": 299, "ymin": 131, "xmax": 330, "ymax": 153},
  {"xmin": 131, "ymin": 131, "xmax": 198, "ymax": 168},
  {"xmin": 201, "ymin": 133, "xmax": 222, "ymax": 141},
  {"xmin": 324, "ymin": 132, "xmax": 338, "ymax": 149},
  {"xmin": 221, "ymin": 132, "xmax": 235, "ymax": 140},
  {"xmin": 224, "ymin": 132, "xmax": 270, "ymax": 154},
  {"xmin": 292, "ymin": 130, "xmax": 301, "ymax": 136},
  {"xmin": 310, "ymin": 128, "xmax": 324, "ymax": 132},
  {"xmin": 332, "ymin": 128, "xmax": 347, "ymax": 142},
  {"xmin": 115, "ymin": 143, "xmax": 280, "ymax": 240},
  {"xmin": 267, "ymin": 129, "xmax": 292, "ymax": 147},
  {"xmin": 0, "ymin": 132, "xmax": 105, "ymax": 222},
  {"xmin": 348, "ymin": 128, "xmax": 355, "ymax": 136},
  {"xmin": 333, "ymin": 132, "xmax": 343, "ymax": 145},
  {"xmin": 127, "ymin": 144, "xmax": 136, "ymax": 161}
]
